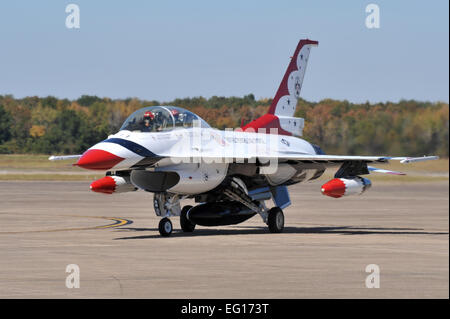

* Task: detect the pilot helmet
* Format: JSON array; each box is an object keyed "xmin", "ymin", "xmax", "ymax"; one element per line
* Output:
[{"xmin": 144, "ymin": 111, "xmax": 155, "ymax": 120}]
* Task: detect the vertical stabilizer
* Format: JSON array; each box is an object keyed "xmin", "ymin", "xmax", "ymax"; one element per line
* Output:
[
  {"xmin": 243, "ymin": 39, "xmax": 318, "ymax": 136},
  {"xmin": 268, "ymin": 39, "xmax": 318, "ymax": 117}
]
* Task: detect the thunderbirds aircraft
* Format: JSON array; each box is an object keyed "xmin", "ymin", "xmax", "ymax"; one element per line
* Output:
[{"xmin": 50, "ymin": 39, "xmax": 438, "ymax": 237}]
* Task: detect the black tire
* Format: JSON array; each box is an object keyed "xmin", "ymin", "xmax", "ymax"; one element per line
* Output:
[
  {"xmin": 180, "ymin": 205, "xmax": 196, "ymax": 232},
  {"xmin": 158, "ymin": 217, "xmax": 173, "ymax": 237},
  {"xmin": 267, "ymin": 207, "xmax": 284, "ymax": 233}
]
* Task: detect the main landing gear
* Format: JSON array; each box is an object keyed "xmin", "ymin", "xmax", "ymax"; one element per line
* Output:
[
  {"xmin": 223, "ymin": 179, "xmax": 286, "ymax": 234},
  {"xmin": 267, "ymin": 207, "xmax": 284, "ymax": 233},
  {"xmin": 180, "ymin": 205, "xmax": 195, "ymax": 232},
  {"xmin": 157, "ymin": 204, "xmax": 284, "ymax": 236},
  {"xmin": 153, "ymin": 187, "xmax": 287, "ymax": 237}
]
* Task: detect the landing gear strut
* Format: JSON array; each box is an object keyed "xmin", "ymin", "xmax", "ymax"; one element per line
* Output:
[
  {"xmin": 154, "ymin": 193, "xmax": 182, "ymax": 237},
  {"xmin": 222, "ymin": 180, "xmax": 286, "ymax": 234}
]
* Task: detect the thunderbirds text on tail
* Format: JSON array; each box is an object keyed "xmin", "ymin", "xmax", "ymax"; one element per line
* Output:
[{"xmin": 50, "ymin": 39, "xmax": 438, "ymax": 237}]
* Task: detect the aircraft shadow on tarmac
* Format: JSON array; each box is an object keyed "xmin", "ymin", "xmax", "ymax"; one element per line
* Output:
[{"xmin": 113, "ymin": 225, "xmax": 448, "ymax": 240}]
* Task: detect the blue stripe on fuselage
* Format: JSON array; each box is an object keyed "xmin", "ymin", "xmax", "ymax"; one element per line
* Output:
[{"xmin": 103, "ymin": 138, "xmax": 159, "ymax": 158}]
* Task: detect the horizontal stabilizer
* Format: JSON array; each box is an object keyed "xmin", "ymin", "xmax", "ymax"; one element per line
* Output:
[{"xmin": 368, "ymin": 166, "xmax": 406, "ymax": 175}]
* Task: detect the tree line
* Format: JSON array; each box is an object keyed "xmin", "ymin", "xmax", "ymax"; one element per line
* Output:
[{"xmin": 0, "ymin": 94, "xmax": 448, "ymax": 157}]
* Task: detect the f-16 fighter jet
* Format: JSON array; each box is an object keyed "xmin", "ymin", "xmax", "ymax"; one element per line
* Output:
[{"xmin": 50, "ymin": 39, "xmax": 438, "ymax": 236}]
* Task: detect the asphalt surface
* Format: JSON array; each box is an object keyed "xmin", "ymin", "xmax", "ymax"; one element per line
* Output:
[{"xmin": 0, "ymin": 180, "xmax": 448, "ymax": 298}]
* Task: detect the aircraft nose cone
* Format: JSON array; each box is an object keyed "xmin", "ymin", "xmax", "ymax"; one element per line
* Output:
[
  {"xmin": 321, "ymin": 178, "xmax": 346, "ymax": 198},
  {"xmin": 75, "ymin": 149, "xmax": 124, "ymax": 170}
]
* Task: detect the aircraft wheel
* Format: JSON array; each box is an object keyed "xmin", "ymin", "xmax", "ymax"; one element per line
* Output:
[
  {"xmin": 268, "ymin": 207, "xmax": 284, "ymax": 233},
  {"xmin": 159, "ymin": 217, "xmax": 173, "ymax": 237},
  {"xmin": 180, "ymin": 205, "xmax": 196, "ymax": 232}
]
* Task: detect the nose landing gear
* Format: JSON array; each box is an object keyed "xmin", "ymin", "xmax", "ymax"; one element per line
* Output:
[
  {"xmin": 154, "ymin": 193, "xmax": 182, "ymax": 237},
  {"xmin": 158, "ymin": 217, "xmax": 173, "ymax": 237}
]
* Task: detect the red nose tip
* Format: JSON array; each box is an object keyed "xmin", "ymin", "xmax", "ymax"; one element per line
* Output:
[
  {"xmin": 321, "ymin": 178, "xmax": 346, "ymax": 198},
  {"xmin": 76, "ymin": 149, "xmax": 124, "ymax": 170},
  {"xmin": 90, "ymin": 176, "xmax": 116, "ymax": 194}
]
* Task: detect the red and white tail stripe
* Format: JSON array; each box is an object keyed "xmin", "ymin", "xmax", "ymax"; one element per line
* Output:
[
  {"xmin": 268, "ymin": 39, "xmax": 318, "ymax": 117},
  {"xmin": 243, "ymin": 39, "xmax": 318, "ymax": 136}
]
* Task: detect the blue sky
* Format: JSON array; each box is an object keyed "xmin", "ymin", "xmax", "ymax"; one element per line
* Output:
[{"xmin": 0, "ymin": 0, "xmax": 448, "ymax": 103}]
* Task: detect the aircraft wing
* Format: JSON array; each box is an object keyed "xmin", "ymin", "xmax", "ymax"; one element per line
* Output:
[
  {"xmin": 272, "ymin": 154, "xmax": 439, "ymax": 164},
  {"xmin": 186, "ymin": 153, "xmax": 438, "ymax": 165},
  {"xmin": 272, "ymin": 153, "xmax": 390, "ymax": 163},
  {"xmin": 163, "ymin": 153, "xmax": 438, "ymax": 179}
]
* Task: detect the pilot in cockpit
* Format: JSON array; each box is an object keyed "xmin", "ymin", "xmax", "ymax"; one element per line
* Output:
[
  {"xmin": 171, "ymin": 109, "xmax": 183, "ymax": 126},
  {"xmin": 142, "ymin": 111, "xmax": 155, "ymax": 132}
]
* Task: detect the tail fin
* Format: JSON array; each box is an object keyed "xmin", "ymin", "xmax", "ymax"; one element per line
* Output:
[
  {"xmin": 243, "ymin": 39, "xmax": 318, "ymax": 136},
  {"xmin": 268, "ymin": 39, "xmax": 318, "ymax": 116}
]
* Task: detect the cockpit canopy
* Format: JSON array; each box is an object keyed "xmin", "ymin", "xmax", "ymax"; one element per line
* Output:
[{"xmin": 120, "ymin": 106, "xmax": 210, "ymax": 133}]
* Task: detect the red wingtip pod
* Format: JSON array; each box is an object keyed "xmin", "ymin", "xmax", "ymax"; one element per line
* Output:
[
  {"xmin": 90, "ymin": 176, "xmax": 116, "ymax": 194},
  {"xmin": 90, "ymin": 175, "xmax": 137, "ymax": 194},
  {"xmin": 321, "ymin": 177, "xmax": 371, "ymax": 198},
  {"xmin": 76, "ymin": 149, "xmax": 124, "ymax": 170},
  {"xmin": 321, "ymin": 178, "xmax": 346, "ymax": 198}
]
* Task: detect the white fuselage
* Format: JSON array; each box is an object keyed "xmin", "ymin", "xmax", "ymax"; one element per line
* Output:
[{"xmin": 86, "ymin": 127, "xmax": 320, "ymax": 195}]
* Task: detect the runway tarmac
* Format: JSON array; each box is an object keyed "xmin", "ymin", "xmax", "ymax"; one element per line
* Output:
[{"xmin": 0, "ymin": 180, "xmax": 448, "ymax": 298}]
